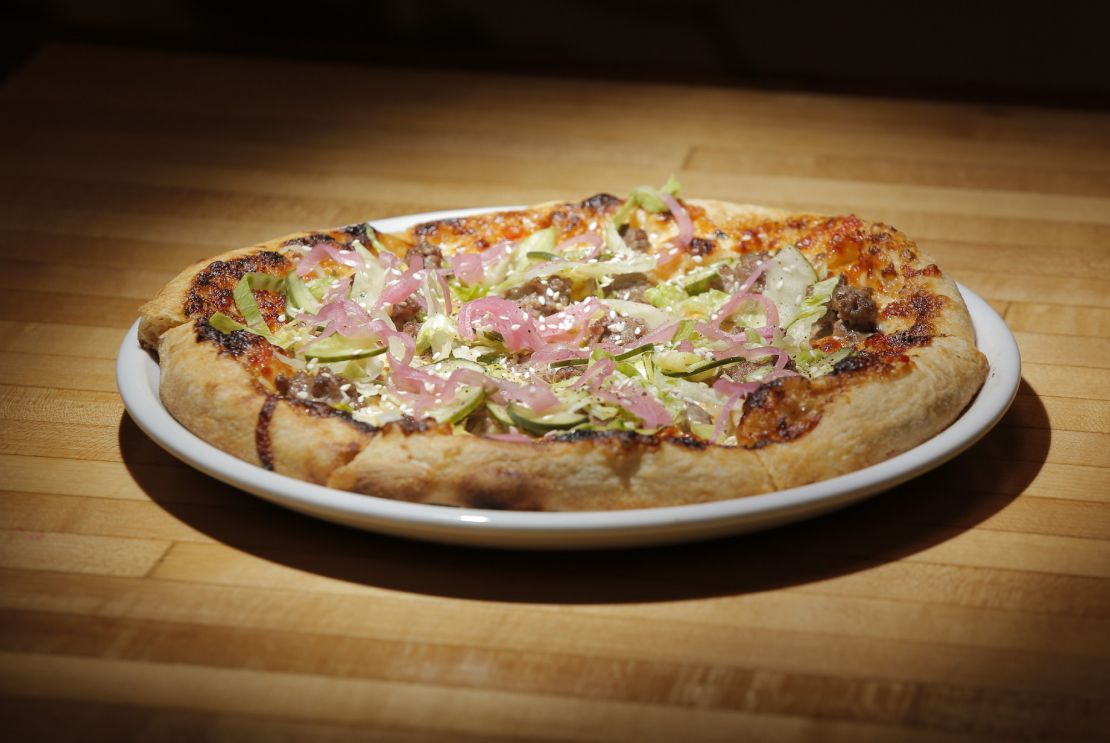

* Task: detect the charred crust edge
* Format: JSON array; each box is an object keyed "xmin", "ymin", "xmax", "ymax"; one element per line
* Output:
[
  {"xmin": 185, "ymin": 250, "xmax": 292, "ymax": 319},
  {"xmin": 256, "ymin": 395, "xmax": 277, "ymax": 471},
  {"xmin": 579, "ymin": 193, "xmax": 622, "ymax": 210},
  {"xmin": 194, "ymin": 317, "xmax": 271, "ymax": 358},
  {"xmin": 194, "ymin": 319, "xmax": 376, "ymax": 434}
]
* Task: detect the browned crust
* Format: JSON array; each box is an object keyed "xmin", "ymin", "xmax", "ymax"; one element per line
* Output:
[
  {"xmin": 137, "ymin": 223, "xmax": 377, "ymax": 352},
  {"xmin": 754, "ymin": 335, "xmax": 987, "ymax": 488},
  {"xmin": 145, "ymin": 198, "xmax": 988, "ymax": 511},
  {"xmin": 157, "ymin": 321, "xmax": 374, "ymax": 484},
  {"xmin": 140, "ymin": 240, "xmax": 293, "ymax": 352},
  {"xmin": 326, "ymin": 423, "xmax": 775, "ymax": 510}
]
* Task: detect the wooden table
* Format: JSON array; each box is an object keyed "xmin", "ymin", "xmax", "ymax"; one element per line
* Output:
[{"xmin": 2, "ymin": 44, "xmax": 1108, "ymax": 741}]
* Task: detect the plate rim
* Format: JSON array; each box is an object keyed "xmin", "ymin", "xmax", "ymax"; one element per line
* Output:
[{"xmin": 116, "ymin": 207, "xmax": 1022, "ymax": 549}]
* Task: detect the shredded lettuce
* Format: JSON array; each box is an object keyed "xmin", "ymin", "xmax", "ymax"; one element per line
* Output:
[
  {"xmin": 603, "ymin": 299, "xmax": 673, "ymax": 330},
  {"xmin": 449, "ymin": 278, "xmax": 488, "ymax": 304},
  {"xmin": 644, "ymin": 283, "xmax": 687, "ymax": 309},
  {"xmin": 415, "ymin": 314, "xmax": 460, "ymax": 361},
  {"xmin": 785, "ymin": 276, "xmax": 840, "ymax": 345},
  {"xmin": 208, "ymin": 311, "xmax": 247, "ymax": 334},
  {"xmin": 348, "ymin": 241, "xmax": 385, "ymax": 310},
  {"xmin": 496, "ymin": 253, "xmax": 655, "ymax": 293},
  {"xmin": 604, "ymin": 219, "xmax": 630, "ymax": 257},
  {"xmin": 612, "ymin": 174, "xmax": 683, "ymax": 226},
  {"xmin": 304, "ymin": 276, "xmax": 334, "ymax": 301},
  {"xmin": 285, "ymin": 273, "xmax": 321, "ymax": 315},
  {"xmin": 232, "ymin": 273, "xmax": 278, "ymax": 340},
  {"xmin": 676, "ymin": 289, "xmax": 731, "ymax": 320},
  {"xmin": 682, "ymin": 264, "xmax": 723, "ymax": 295},
  {"xmin": 795, "ymin": 346, "xmax": 852, "ymax": 379}
]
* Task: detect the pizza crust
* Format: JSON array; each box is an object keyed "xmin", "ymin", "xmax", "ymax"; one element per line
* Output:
[
  {"xmin": 157, "ymin": 321, "xmax": 374, "ymax": 483},
  {"xmin": 754, "ymin": 335, "xmax": 988, "ymax": 489},
  {"xmin": 327, "ymin": 426, "xmax": 775, "ymax": 511},
  {"xmin": 138, "ymin": 236, "xmax": 301, "ymax": 351}
]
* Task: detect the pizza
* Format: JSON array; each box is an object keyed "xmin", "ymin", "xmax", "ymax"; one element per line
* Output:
[{"xmin": 138, "ymin": 179, "xmax": 988, "ymax": 511}]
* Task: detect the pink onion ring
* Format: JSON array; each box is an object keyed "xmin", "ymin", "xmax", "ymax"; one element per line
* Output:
[
  {"xmin": 536, "ymin": 297, "xmax": 604, "ymax": 344},
  {"xmin": 710, "ymin": 378, "xmax": 761, "ymax": 442},
  {"xmin": 572, "ymin": 357, "xmax": 615, "ymax": 389},
  {"xmin": 638, "ymin": 321, "xmax": 681, "ymax": 345},
  {"xmin": 457, "ymin": 296, "xmax": 543, "ymax": 352},
  {"xmin": 296, "ymin": 243, "xmax": 365, "ymax": 277},
  {"xmin": 451, "ymin": 253, "xmax": 485, "ymax": 284},
  {"xmin": 735, "ymin": 261, "xmax": 768, "ymax": 294},
  {"xmin": 557, "ymin": 232, "xmax": 604, "ymax": 259},
  {"xmin": 529, "ymin": 344, "xmax": 589, "ymax": 365},
  {"xmin": 659, "ymin": 193, "xmax": 693, "ymax": 251},
  {"xmin": 595, "ymin": 383, "xmax": 672, "ymax": 428}
]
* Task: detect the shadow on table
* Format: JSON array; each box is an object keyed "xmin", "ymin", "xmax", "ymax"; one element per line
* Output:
[{"xmin": 121, "ymin": 380, "xmax": 1048, "ymax": 604}]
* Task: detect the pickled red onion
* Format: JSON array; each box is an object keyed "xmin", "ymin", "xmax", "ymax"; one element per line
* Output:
[
  {"xmin": 659, "ymin": 194, "xmax": 693, "ymax": 250},
  {"xmin": 323, "ymin": 277, "xmax": 352, "ymax": 304},
  {"xmin": 536, "ymin": 297, "xmax": 604, "ymax": 344},
  {"xmin": 638, "ymin": 321, "xmax": 681, "ymax": 345},
  {"xmin": 529, "ymin": 344, "xmax": 588, "ymax": 365},
  {"xmin": 573, "ymin": 358, "xmax": 615, "ymax": 389},
  {"xmin": 457, "ymin": 297, "xmax": 543, "ymax": 352},
  {"xmin": 712, "ymin": 378, "xmax": 762, "ymax": 397},
  {"xmin": 488, "ymin": 377, "xmax": 560, "ymax": 413},
  {"xmin": 296, "ymin": 243, "xmax": 365, "ymax": 277},
  {"xmin": 378, "ymin": 254, "xmax": 424, "ymax": 307},
  {"xmin": 557, "ymin": 232, "xmax": 603, "ymax": 259},
  {"xmin": 710, "ymin": 377, "xmax": 760, "ymax": 442},
  {"xmin": 735, "ymin": 261, "xmax": 768, "ymax": 294},
  {"xmin": 595, "ymin": 383, "xmax": 672, "ymax": 428},
  {"xmin": 301, "ymin": 299, "xmax": 414, "ymax": 364},
  {"xmin": 697, "ymin": 291, "xmax": 780, "ymax": 341},
  {"xmin": 451, "ymin": 253, "xmax": 485, "ymax": 284}
]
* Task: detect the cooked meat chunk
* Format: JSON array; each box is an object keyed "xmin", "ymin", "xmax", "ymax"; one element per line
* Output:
[
  {"xmin": 405, "ymin": 239, "xmax": 444, "ymax": 269},
  {"xmin": 829, "ymin": 278, "xmax": 878, "ymax": 332},
  {"xmin": 605, "ymin": 272, "xmax": 653, "ymax": 302},
  {"xmin": 812, "ymin": 275, "xmax": 878, "ymax": 340},
  {"xmin": 723, "ymin": 359, "xmax": 760, "ymax": 381},
  {"xmin": 505, "ymin": 276, "xmax": 573, "ymax": 317},
  {"xmin": 687, "ymin": 238, "xmax": 716, "ymax": 256},
  {"xmin": 388, "ymin": 295, "xmax": 422, "ymax": 335},
  {"xmin": 553, "ymin": 365, "xmax": 584, "ymax": 382},
  {"xmin": 580, "ymin": 193, "xmax": 621, "ymax": 210},
  {"xmin": 718, "ymin": 251, "xmax": 771, "ymax": 293},
  {"xmin": 588, "ymin": 315, "xmax": 648, "ymax": 348},
  {"xmin": 464, "ymin": 408, "xmax": 503, "ymax": 435},
  {"xmin": 617, "ymin": 225, "xmax": 652, "ymax": 252},
  {"xmin": 275, "ymin": 369, "xmax": 352, "ymax": 405}
]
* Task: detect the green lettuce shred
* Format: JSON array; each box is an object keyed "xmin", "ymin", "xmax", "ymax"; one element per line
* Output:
[
  {"xmin": 232, "ymin": 273, "xmax": 278, "ymax": 340},
  {"xmin": 613, "ymin": 174, "xmax": 683, "ymax": 226}
]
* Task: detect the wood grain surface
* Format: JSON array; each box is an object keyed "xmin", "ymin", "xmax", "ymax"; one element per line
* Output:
[{"xmin": 2, "ymin": 44, "xmax": 1109, "ymax": 741}]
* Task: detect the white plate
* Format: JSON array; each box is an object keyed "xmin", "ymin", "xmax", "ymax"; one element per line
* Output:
[{"xmin": 117, "ymin": 208, "xmax": 1022, "ymax": 550}]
